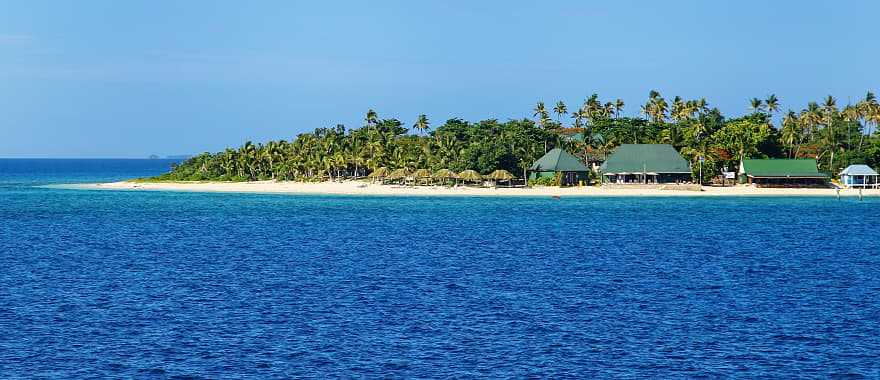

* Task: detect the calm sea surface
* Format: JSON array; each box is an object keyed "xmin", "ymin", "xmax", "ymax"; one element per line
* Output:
[{"xmin": 1, "ymin": 159, "xmax": 879, "ymax": 378}]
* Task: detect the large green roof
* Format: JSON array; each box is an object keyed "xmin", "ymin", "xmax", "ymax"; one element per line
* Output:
[
  {"xmin": 740, "ymin": 159, "xmax": 827, "ymax": 178},
  {"xmin": 529, "ymin": 148, "xmax": 590, "ymax": 172},
  {"xmin": 600, "ymin": 144, "xmax": 690, "ymax": 174}
]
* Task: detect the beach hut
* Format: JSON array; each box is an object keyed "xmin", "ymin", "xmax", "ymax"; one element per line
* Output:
[
  {"xmin": 600, "ymin": 144, "xmax": 691, "ymax": 184},
  {"xmin": 839, "ymin": 165, "xmax": 879, "ymax": 188},
  {"xmin": 412, "ymin": 168, "xmax": 433, "ymax": 185},
  {"xmin": 433, "ymin": 169, "xmax": 458, "ymax": 179},
  {"xmin": 458, "ymin": 170, "xmax": 483, "ymax": 185},
  {"xmin": 386, "ymin": 168, "xmax": 411, "ymax": 184},
  {"xmin": 528, "ymin": 148, "xmax": 591, "ymax": 186},
  {"xmin": 433, "ymin": 169, "xmax": 458, "ymax": 186},
  {"xmin": 739, "ymin": 159, "xmax": 827, "ymax": 188},
  {"xmin": 367, "ymin": 167, "xmax": 389, "ymax": 183},
  {"xmin": 486, "ymin": 169, "xmax": 515, "ymax": 187}
]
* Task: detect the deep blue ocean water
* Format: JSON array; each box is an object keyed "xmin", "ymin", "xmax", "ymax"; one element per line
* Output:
[{"xmin": 1, "ymin": 159, "xmax": 880, "ymax": 378}]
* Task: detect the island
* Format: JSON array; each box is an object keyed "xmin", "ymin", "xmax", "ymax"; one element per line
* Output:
[{"xmin": 92, "ymin": 92, "xmax": 880, "ymax": 197}]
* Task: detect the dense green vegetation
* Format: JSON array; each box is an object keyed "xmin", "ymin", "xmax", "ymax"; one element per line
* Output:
[{"xmin": 154, "ymin": 91, "xmax": 880, "ymax": 182}]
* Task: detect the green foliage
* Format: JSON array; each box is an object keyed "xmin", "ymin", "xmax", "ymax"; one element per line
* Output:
[
  {"xmin": 151, "ymin": 91, "xmax": 880, "ymax": 182},
  {"xmin": 529, "ymin": 175, "xmax": 558, "ymax": 186},
  {"xmin": 864, "ymin": 137, "xmax": 880, "ymax": 169},
  {"xmin": 710, "ymin": 115, "xmax": 772, "ymax": 163}
]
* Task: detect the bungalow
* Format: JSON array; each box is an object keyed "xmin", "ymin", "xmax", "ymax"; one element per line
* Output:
[
  {"xmin": 739, "ymin": 159, "xmax": 827, "ymax": 188},
  {"xmin": 529, "ymin": 148, "xmax": 591, "ymax": 186},
  {"xmin": 839, "ymin": 164, "xmax": 879, "ymax": 188},
  {"xmin": 600, "ymin": 144, "xmax": 691, "ymax": 184}
]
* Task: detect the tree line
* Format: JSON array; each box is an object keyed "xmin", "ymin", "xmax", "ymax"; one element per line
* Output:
[{"xmin": 154, "ymin": 91, "xmax": 880, "ymax": 182}]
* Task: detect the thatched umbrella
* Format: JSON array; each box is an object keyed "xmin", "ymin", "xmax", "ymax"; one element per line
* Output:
[
  {"xmin": 458, "ymin": 170, "xmax": 483, "ymax": 184},
  {"xmin": 412, "ymin": 168, "xmax": 432, "ymax": 186},
  {"xmin": 486, "ymin": 169, "xmax": 515, "ymax": 187},
  {"xmin": 367, "ymin": 167, "xmax": 389, "ymax": 182},
  {"xmin": 433, "ymin": 168, "xmax": 458, "ymax": 186},
  {"xmin": 413, "ymin": 168, "xmax": 432, "ymax": 178},
  {"xmin": 487, "ymin": 169, "xmax": 515, "ymax": 181},
  {"xmin": 386, "ymin": 168, "xmax": 411, "ymax": 183},
  {"xmin": 433, "ymin": 169, "xmax": 458, "ymax": 179}
]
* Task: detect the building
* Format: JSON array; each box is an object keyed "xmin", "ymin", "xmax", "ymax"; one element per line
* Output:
[
  {"xmin": 839, "ymin": 165, "xmax": 879, "ymax": 188},
  {"xmin": 739, "ymin": 159, "xmax": 827, "ymax": 187},
  {"xmin": 529, "ymin": 148, "xmax": 591, "ymax": 186},
  {"xmin": 600, "ymin": 144, "xmax": 691, "ymax": 184}
]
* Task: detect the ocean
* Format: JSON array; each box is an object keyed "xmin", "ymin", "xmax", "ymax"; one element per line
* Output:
[{"xmin": 1, "ymin": 159, "xmax": 879, "ymax": 377}]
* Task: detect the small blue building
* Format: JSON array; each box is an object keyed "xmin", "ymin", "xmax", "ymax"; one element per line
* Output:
[{"xmin": 839, "ymin": 165, "xmax": 879, "ymax": 188}]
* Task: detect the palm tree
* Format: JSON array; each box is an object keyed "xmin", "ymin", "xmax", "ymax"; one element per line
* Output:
[
  {"xmin": 365, "ymin": 109, "xmax": 378, "ymax": 128},
  {"xmin": 822, "ymin": 95, "xmax": 839, "ymax": 172},
  {"xmin": 412, "ymin": 114, "xmax": 430, "ymax": 135},
  {"xmin": 822, "ymin": 95, "xmax": 838, "ymax": 119},
  {"xmin": 842, "ymin": 104, "xmax": 862, "ymax": 166},
  {"xmin": 533, "ymin": 101, "xmax": 550, "ymax": 128},
  {"xmin": 749, "ymin": 98, "xmax": 765, "ymax": 114},
  {"xmin": 218, "ymin": 149, "xmax": 236, "ymax": 177},
  {"xmin": 867, "ymin": 105, "xmax": 880, "ymax": 142},
  {"xmin": 553, "ymin": 101, "xmax": 568, "ymax": 126},
  {"xmin": 240, "ymin": 141, "xmax": 257, "ymax": 179},
  {"xmin": 781, "ymin": 110, "xmax": 800, "ymax": 158},
  {"xmin": 671, "ymin": 96, "xmax": 688, "ymax": 123},
  {"xmin": 571, "ymin": 109, "xmax": 585, "ymax": 129},
  {"xmin": 799, "ymin": 102, "xmax": 822, "ymax": 162},
  {"xmin": 534, "ymin": 101, "xmax": 553, "ymax": 152},
  {"xmin": 859, "ymin": 91, "xmax": 879, "ymax": 151},
  {"xmin": 263, "ymin": 140, "xmax": 282, "ymax": 178},
  {"xmin": 696, "ymin": 98, "xmax": 709, "ymax": 116},
  {"xmin": 614, "ymin": 99, "xmax": 625, "ymax": 119},
  {"xmin": 603, "ymin": 102, "xmax": 614, "ymax": 119},
  {"xmin": 584, "ymin": 94, "xmax": 602, "ymax": 122},
  {"xmin": 765, "ymin": 94, "xmax": 780, "ymax": 116},
  {"xmin": 642, "ymin": 90, "xmax": 667, "ymax": 123},
  {"xmin": 652, "ymin": 96, "xmax": 668, "ymax": 124}
]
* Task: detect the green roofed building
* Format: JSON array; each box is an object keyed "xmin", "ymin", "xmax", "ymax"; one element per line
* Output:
[
  {"xmin": 529, "ymin": 148, "xmax": 590, "ymax": 186},
  {"xmin": 739, "ymin": 159, "xmax": 828, "ymax": 187},
  {"xmin": 600, "ymin": 144, "xmax": 691, "ymax": 184}
]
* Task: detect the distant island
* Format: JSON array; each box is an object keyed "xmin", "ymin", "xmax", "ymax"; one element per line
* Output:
[
  {"xmin": 139, "ymin": 91, "xmax": 879, "ymax": 190},
  {"xmin": 149, "ymin": 154, "xmax": 190, "ymax": 160}
]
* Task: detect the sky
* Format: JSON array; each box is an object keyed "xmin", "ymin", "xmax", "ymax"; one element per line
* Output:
[{"xmin": 1, "ymin": 0, "xmax": 878, "ymax": 158}]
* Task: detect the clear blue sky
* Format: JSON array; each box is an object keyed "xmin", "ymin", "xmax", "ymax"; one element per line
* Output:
[{"xmin": 1, "ymin": 0, "xmax": 878, "ymax": 158}]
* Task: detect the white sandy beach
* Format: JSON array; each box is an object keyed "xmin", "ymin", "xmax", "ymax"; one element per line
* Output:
[{"xmin": 71, "ymin": 180, "xmax": 880, "ymax": 198}]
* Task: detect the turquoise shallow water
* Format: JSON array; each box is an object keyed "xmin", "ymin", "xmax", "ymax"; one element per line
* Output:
[{"xmin": 2, "ymin": 159, "xmax": 880, "ymax": 377}]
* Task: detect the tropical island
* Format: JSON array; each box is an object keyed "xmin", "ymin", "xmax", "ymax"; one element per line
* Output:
[{"xmin": 96, "ymin": 91, "xmax": 880, "ymax": 196}]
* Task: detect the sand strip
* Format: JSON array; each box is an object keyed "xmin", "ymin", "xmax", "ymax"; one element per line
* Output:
[{"xmin": 60, "ymin": 181, "xmax": 880, "ymax": 198}]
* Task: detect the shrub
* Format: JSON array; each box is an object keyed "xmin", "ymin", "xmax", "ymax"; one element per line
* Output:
[{"xmin": 528, "ymin": 175, "xmax": 558, "ymax": 186}]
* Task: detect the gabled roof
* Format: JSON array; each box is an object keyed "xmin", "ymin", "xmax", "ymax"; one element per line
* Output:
[
  {"xmin": 529, "ymin": 148, "xmax": 590, "ymax": 172},
  {"xmin": 740, "ymin": 159, "xmax": 827, "ymax": 178},
  {"xmin": 840, "ymin": 164, "xmax": 879, "ymax": 176},
  {"xmin": 600, "ymin": 144, "xmax": 690, "ymax": 174}
]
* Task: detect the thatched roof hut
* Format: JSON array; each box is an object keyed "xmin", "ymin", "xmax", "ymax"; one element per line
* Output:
[
  {"xmin": 367, "ymin": 167, "xmax": 389, "ymax": 178},
  {"xmin": 486, "ymin": 169, "xmax": 515, "ymax": 181},
  {"xmin": 458, "ymin": 170, "xmax": 483, "ymax": 182},
  {"xmin": 387, "ymin": 168, "xmax": 411, "ymax": 180},
  {"xmin": 433, "ymin": 169, "xmax": 458, "ymax": 179},
  {"xmin": 412, "ymin": 168, "xmax": 432, "ymax": 178}
]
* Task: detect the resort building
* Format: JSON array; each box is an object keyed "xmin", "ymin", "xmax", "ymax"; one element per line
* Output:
[
  {"xmin": 529, "ymin": 148, "xmax": 591, "ymax": 186},
  {"xmin": 839, "ymin": 164, "xmax": 879, "ymax": 188},
  {"xmin": 600, "ymin": 144, "xmax": 691, "ymax": 184},
  {"xmin": 739, "ymin": 159, "xmax": 828, "ymax": 187}
]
